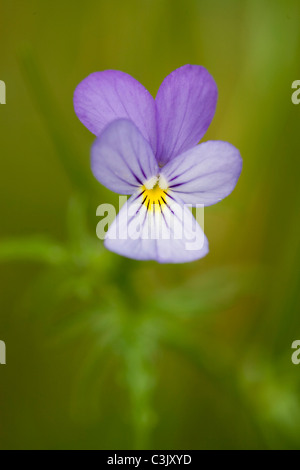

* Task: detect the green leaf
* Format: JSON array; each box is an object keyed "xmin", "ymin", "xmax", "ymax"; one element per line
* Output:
[
  {"xmin": 0, "ymin": 236, "xmax": 67, "ymax": 265},
  {"xmin": 149, "ymin": 265, "xmax": 265, "ymax": 317}
]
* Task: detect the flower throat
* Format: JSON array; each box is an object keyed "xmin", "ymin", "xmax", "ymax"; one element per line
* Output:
[{"xmin": 142, "ymin": 175, "xmax": 169, "ymax": 212}]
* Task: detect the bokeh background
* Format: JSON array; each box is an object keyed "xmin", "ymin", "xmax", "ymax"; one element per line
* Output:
[{"xmin": 0, "ymin": 0, "xmax": 300, "ymax": 450}]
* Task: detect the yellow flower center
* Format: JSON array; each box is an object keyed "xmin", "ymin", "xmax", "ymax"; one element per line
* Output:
[
  {"xmin": 142, "ymin": 185, "xmax": 167, "ymax": 212},
  {"xmin": 141, "ymin": 175, "xmax": 169, "ymax": 213}
]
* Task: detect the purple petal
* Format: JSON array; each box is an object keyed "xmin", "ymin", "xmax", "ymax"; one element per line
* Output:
[
  {"xmin": 91, "ymin": 119, "xmax": 158, "ymax": 194},
  {"xmin": 74, "ymin": 70, "xmax": 157, "ymax": 153},
  {"xmin": 104, "ymin": 191, "xmax": 209, "ymax": 263},
  {"xmin": 161, "ymin": 141, "xmax": 242, "ymax": 206},
  {"xmin": 155, "ymin": 65, "xmax": 218, "ymax": 165}
]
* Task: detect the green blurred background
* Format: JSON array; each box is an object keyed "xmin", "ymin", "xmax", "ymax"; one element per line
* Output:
[{"xmin": 1, "ymin": 0, "xmax": 300, "ymax": 450}]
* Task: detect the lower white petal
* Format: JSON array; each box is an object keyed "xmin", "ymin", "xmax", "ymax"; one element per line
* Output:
[{"xmin": 104, "ymin": 191, "xmax": 209, "ymax": 263}]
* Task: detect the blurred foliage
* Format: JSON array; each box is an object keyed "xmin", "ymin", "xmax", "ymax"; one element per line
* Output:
[{"xmin": 0, "ymin": 0, "xmax": 300, "ymax": 450}]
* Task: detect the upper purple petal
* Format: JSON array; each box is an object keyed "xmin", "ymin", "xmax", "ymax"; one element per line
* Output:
[
  {"xmin": 91, "ymin": 119, "xmax": 158, "ymax": 194},
  {"xmin": 74, "ymin": 70, "xmax": 157, "ymax": 153},
  {"xmin": 161, "ymin": 141, "xmax": 242, "ymax": 206},
  {"xmin": 155, "ymin": 65, "xmax": 218, "ymax": 165}
]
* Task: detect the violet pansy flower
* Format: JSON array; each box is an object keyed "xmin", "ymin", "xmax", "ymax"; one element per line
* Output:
[{"xmin": 74, "ymin": 65, "xmax": 242, "ymax": 263}]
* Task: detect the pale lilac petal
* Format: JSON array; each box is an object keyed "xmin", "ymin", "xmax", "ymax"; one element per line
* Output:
[
  {"xmin": 104, "ymin": 191, "xmax": 209, "ymax": 263},
  {"xmin": 161, "ymin": 141, "xmax": 242, "ymax": 206},
  {"xmin": 155, "ymin": 65, "xmax": 218, "ymax": 165},
  {"xmin": 74, "ymin": 70, "xmax": 157, "ymax": 153},
  {"xmin": 91, "ymin": 119, "xmax": 158, "ymax": 194}
]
